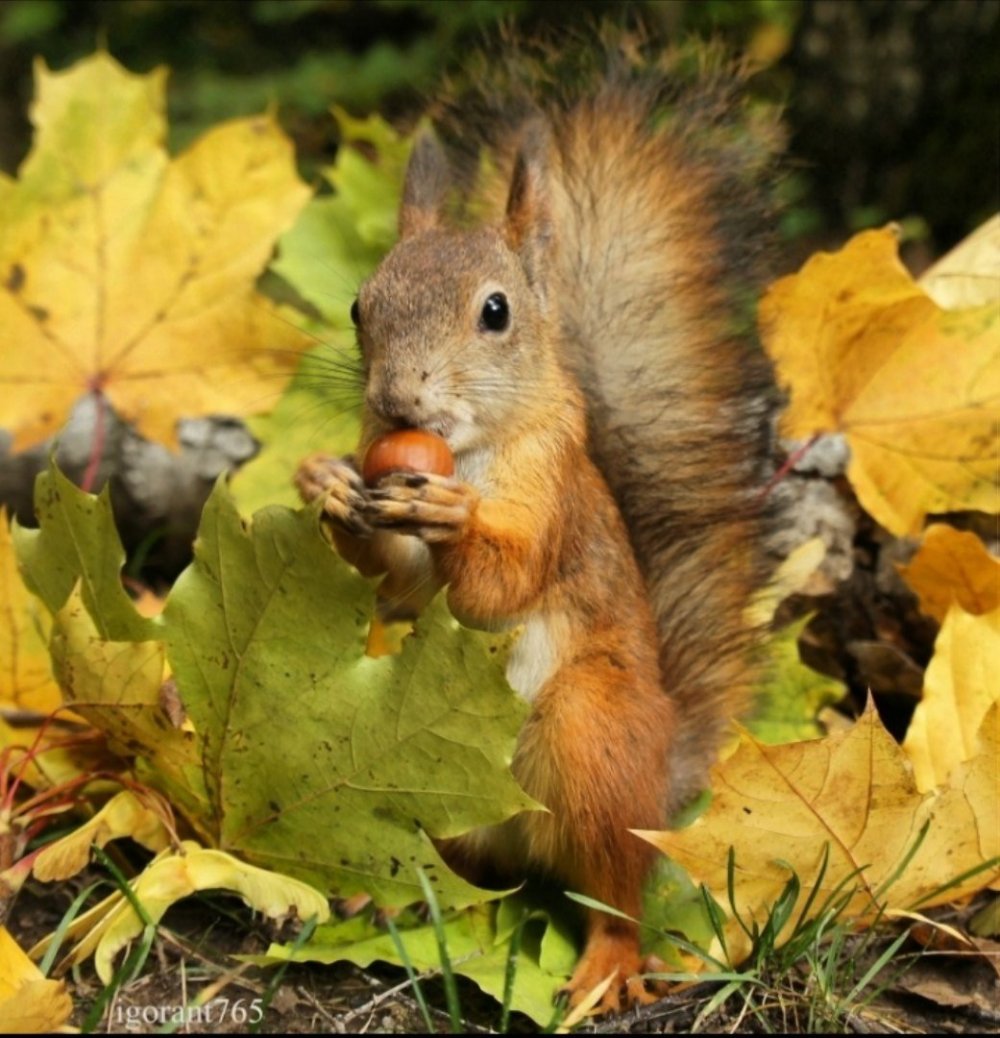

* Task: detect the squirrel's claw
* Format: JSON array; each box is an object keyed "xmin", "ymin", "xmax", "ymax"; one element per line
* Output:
[
  {"xmin": 362, "ymin": 474, "xmax": 478, "ymax": 543},
  {"xmin": 294, "ymin": 453, "xmax": 372, "ymax": 536},
  {"xmin": 559, "ymin": 939, "xmax": 665, "ymax": 1016}
]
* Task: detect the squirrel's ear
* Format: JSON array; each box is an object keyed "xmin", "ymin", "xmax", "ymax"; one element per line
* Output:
[
  {"xmin": 504, "ymin": 120, "xmax": 554, "ymax": 290},
  {"xmin": 399, "ymin": 132, "xmax": 449, "ymax": 240}
]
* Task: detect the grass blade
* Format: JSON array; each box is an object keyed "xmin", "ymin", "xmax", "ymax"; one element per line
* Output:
[
  {"xmin": 727, "ymin": 846, "xmax": 755, "ymax": 945},
  {"xmin": 81, "ymin": 922, "xmax": 157, "ymax": 1033},
  {"xmin": 562, "ymin": 891, "xmax": 637, "ymax": 923},
  {"xmin": 38, "ymin": 880, "xmax": 101, "ymax": 977},
  {"xmin": 873, "ymin": 819, "xmax": 929, "ymax": 902},
  {"xmin": 499, "ymin": 915, "xmax": 525, "ymax": 1033},
  {"xmin": 843, "ymin": 926, "xmax": 911, "ymax": 1005},
  {"xmin": 910, "ymin": 855, "xmax": 1000, "ymax": 909},
  {"xmin": 699, "ymin": 884, "xmax": 730, "ymax": 964},
  {"xmin": 416, "ymin": 867, "xmax": 462, "ymax": 1033},
  {"xmin": 386, "ymin": 915, "xmax": 436, "ymax": 1034},
  {"xmin": 91, "ymin": 845, "xmax": 154, "ymax": 928}
]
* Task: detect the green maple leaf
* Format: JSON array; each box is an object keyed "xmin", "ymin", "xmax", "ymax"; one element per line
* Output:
[
  {"xmin": 273, "ymin": 107, "xmax": 413, "ymax": 330},
  {"xmin": 17, "ymin": 463, "xmax": 538, "ymax": 909},
  {"xmin": 749, "ymin": 614, "xmax": 847, "ymax": 744},
  {"xmin": 165, "ymin": 484, "xmax": 537, "ymax": 907},
  {"xmin": 256, "ymin": 900, "xmax": 577, "ymax": 1027}
]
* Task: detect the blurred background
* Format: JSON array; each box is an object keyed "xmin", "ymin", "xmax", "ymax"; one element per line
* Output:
[
  {"xmin": 1, "ymin": 0, "xmax": 997, "ymax": 271},
  {"xmin": 1, "ymin": 1, "xmax": 994, "ymax": 710}
]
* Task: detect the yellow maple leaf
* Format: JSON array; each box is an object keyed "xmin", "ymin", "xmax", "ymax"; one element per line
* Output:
[
  {"xmin": 745, "ymin": 537, "xmax": 827, "ymax": 628},
  {"xmin": 31, "ymin": 841, "xmax": 330, "ymax": 983},
  {"xmin": 32, "ymin": 789, "xmax": 171, "ymax": 882},
  {"xmin": 0, "ymin": 52, "xmax": 312, "ymax": 451},
  {"xmin": 0, "ymin": 510, "xmax": 62, "ymax": 714},
  {"xmin": 50, "ymin": 584, "xmax": 210, "ymax": 831},
  {"xmin": 920, "ymin": 213, "xmax": 1000, "ymax": 310},
  {"xmin": 897, "ymin": 523, "xmax": 1000, "ymax": 623},
  {"xmin": 0, "ymin": 926, "xmax": 73, "ymax": 1033},
  {"xmin": 760, "ymin": 225, "xmax": 999, "ymax": 536},
  {"xmin": 640, "ymin": 701, "xmax": 1000, "ymax": 964},
  {"xmin": 903, "ymin": 605, "xmax": 1000, "ymax": 792}
]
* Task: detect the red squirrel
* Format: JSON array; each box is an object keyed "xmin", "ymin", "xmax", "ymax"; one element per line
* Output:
[{"xmin": 296, "ymin": 40, "xmax": 780, "ymax": 1011}]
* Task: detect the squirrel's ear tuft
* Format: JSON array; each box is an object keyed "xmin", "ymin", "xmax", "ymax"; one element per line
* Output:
[
  {"xmin": 504, "ymin": 119, "xmax": 554, "ymax": 290},
  {"xmin": 399, "ymin": 132, "xmax": 450, "ymax": 240}
]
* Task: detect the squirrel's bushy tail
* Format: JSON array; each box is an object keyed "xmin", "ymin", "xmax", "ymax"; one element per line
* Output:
[{"xmin": 440, "ymin": 32, "xmax": 783, "ymax": 807}]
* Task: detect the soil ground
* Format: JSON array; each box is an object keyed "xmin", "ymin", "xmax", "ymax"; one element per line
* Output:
[{"xmin": 8, "ymin": 875, "xmax": 998, "ymax": 1034}]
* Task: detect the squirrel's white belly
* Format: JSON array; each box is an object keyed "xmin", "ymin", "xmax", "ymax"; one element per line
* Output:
[{"xmin": 505, "ymin": 612, "xmax": 565, "ymax": 703}]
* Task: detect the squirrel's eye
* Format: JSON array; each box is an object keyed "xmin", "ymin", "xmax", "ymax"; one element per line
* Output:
[
  {"xmin": 350, "ymin": 299, "xmax": 361, "ymax": 327},
  {"xmin": 479, "ymin": 292, "xmax": 510, "ymax": 333}
]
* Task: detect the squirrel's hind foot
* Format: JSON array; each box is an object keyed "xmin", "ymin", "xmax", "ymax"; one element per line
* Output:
[{"xmin": 561, "ymin": 927, "xmax": 664, "ymax": 1015}]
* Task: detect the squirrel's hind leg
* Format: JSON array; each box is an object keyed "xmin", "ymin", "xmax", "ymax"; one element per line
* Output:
[{"xmin": 514, "ymin": 653, "xmax": 674, "ymax": 1012}]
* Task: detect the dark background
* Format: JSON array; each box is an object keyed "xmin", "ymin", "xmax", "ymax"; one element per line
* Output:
[{"xmin": 1, "ymin": 0, "xmax": 998, "ymax": 270}]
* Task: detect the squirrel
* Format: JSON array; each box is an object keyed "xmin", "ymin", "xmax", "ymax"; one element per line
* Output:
[{"xmin": 295, "ymin": 36, "xmax": 781, "ymax": 1012}]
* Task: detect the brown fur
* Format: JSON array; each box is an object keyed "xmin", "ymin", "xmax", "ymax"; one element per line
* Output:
[{"xmin": 296, "ymin": 38, "xmax": 779, "ymax": 1012}]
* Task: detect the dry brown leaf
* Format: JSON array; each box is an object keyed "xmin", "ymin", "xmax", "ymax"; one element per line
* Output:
[
  {"xmin": 0, "ymin": 52, "xmax": 312, "ymax": 451},
  {"xmin": 898, "ymin": 523, "xmax": 1000, "ymax": 623},
  {"xmin": 894, "ymin": 966, "xmax": 997, "ymax": 1014},
  {"xmin": 760, "ymin": 226, "xmax": 999, "ymax": 536}
]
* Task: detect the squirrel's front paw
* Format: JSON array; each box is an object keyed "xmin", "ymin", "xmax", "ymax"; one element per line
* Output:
[
  {"xmin": 362, "ymin": 473, "xmax": 478, "ymax": 543},
  {"xmin": 294, "ymin": 453, "xmax": 372, "ymax": 537}
]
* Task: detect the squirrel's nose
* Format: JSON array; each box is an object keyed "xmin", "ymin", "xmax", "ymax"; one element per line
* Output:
[{"xmin": 368, "ymin": 384, "xmax": 423, "ymax": 429}]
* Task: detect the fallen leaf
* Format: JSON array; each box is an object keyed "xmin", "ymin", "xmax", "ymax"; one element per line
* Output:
[
  {"xmin": 0, "ymin": 925, "xmax": 73, "ymax": 1033},
  {"xmin": 969, "ymin": 935, "xmax": 1000, "ymax": 978},
  {"xmin": 0, "ymin": 509, "xmax": 61, "ymax": 714},
  {"xmin": 22, "ymin": 462, "xmax": 537, "ymax": 912},
  {"xmin": 256, "ymin": 899, "xmax": 573, "ymax": 1027},
  {"xmin": 760, "ymin": 226, "xmax": 999, "ymax": 535},
  {"xmin": 164, "ymin": 483, "xmax": 537, "ymax": 909},
  {"xmin": 0, "ymin": 52, "xmax": 312, "ymax": 452},
  {"xmin": 48, "ymin": 583, "xmax": 209, "ymax": 831},
  {"xmin": 920, "ymin": 214, "xmax": 1000, "ymax": 310},
  {"xmin": 32, "ymin": 842, "xmax": 330, "ymax": 984},
  {"xmin": 898, "ymin": 524, "xmax": 1000, "ymax": 623},
  {"xmin": 903, "ymin": 605, "xmax": 1000, "ymax": 792},
  {"xmin": 14, "ymin": 465, "xmax": 160, "ymax": 642},
  {"xmin": 745, "ymin": 537, "xmax": 828, "ymax": 628},
  {"xmin": 32, "ymin": 790, "xmax": 170, "ymax": 882},
  {"xmin": 743, "ymin": 540, "xmax": 847, "ymax": 744},
  {"xmin": 750, "ymin": 614, "xmax": 847, "ymax": 744},
  {"xmin": 846, "ymin": 639, "xmax": 924, "ymax": 698},
  {"xmin": 640, "ymin": 701, "xmax": 1000, "ymax": 965},
  {"xmin": 893, "ymin": 967, "xmax": 997, "ymax": 1014},
  {"xmin": 970, "ymin": 894, "xmax": 1000, "ymax": 937},
  {"xmin": 904, "ymin": 914, "xmax": 1000, "ymax": 979}
]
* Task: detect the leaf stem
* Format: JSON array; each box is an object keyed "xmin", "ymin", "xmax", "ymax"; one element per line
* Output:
[{"xmin": 81, "ymin": 386, "xmax": 107, "ymax": 494}]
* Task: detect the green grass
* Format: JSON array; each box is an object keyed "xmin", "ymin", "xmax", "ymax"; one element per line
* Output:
[{"xmin": 568, "ymin": 840, "xmax": 931, "ymax": 1034}]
